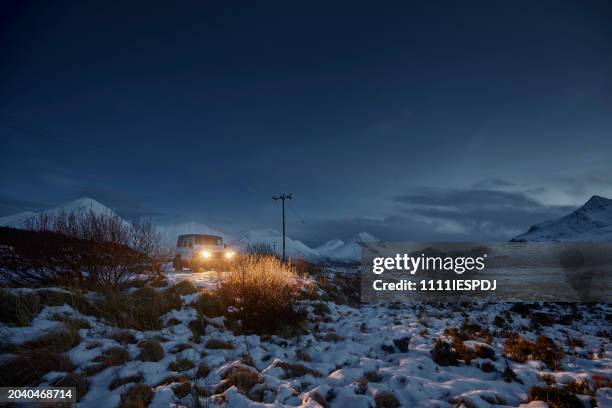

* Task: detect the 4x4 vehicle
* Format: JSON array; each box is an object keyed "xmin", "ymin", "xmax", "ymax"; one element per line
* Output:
[{"xmin": 173, "ymin": 234, "xmax": 236, "ymax": 270}]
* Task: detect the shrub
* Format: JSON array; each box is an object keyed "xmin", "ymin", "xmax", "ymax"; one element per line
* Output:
[
  {"xmin": 216, "ymin": 368, "xmax": 263, "ymax": 394},
  {"xmin": 94, "ymin": 346, "xmax": 130, "ymax": 366},
  {"xmin": 109, "ymin": 374, "xmax": 144, "ymax": 390},
  {"xmin": 502, "ymin": 364, "xmax": 522, "ymax": 384},
  {"xmin": 20, "ymin": 329, "xmax": 80, "ymax": 353},
  {"xmin": 188, "ymin": 318, "xmax": 207, "ymax": 341},
  {"xmin": 478, "ymin": 361, "xmax": 496, "ymax": 373},
  {"xmin": 215, "ymin": 255, "xmax": 307, "ymax": 335},
  {"xmin": 110, "ymin": 330, "xmax": 138, "ymax": 344},
  {"xmin": 527, "ymin": 386, "xmax": 582, "ymax": 408},
  {"xmin": 2, "ymin": 209, "xmax": 166, "ymax": 288},
  {"xmin": 193, "ymin": 291, "xmax": 224, "ymax": 317},
  {"xmin": 503, "ymin": 335, "xmax": 532, "ymax": 363},
  {"xmin": 88, "ymin": 286, "xmax": 182, "ymax": 330},
  {"xmin": 245, "ymin": 243, "xmax": 276, "ymax": 257},
  {"xmin": 374, "ymin": 391, "xmax": 400, "ymax": 408},
  {"xmin": 169, "ymin": 358, "xmax": 196, "ymax": 372},
  {"xmin": 364, "ymin": 369, "xmax": 383, "ymax": 383},
  {"xmin": 53, "ymin": 372, "xmax": 88, "ymax": 401},
  {"xmin": 431, "ymin": 339, "xmax": 458, "ymax": 366},
  {"xmin": 86, "ymin": 346, "xmax": 131, "ymax": 376},
  {"xmin": 274, "ymin": 361, "xmax": 322, "ymax": 378},
  {"xmin": 119, "ymin": 383, "xmax": 153, "ymax": 408},
  {"xmin": 138, "ymin": 339, "xmax": 164, "ymax": 362},
  {"xmin": 0, "ymin": 290, "xmax": 42, "ymax": 326},
  {"xmin": 504, "ymin": 335, "xmax": 564, "ymax": 370},
  {"xmin": 166, "ymin": 281, "xmax": 198, "ymax": 297},
  {"xmin": 205, "ymin": 339, "xmax": 234, "ymax": 350},
  {"xmin": 393, "ymin": 336, "xmax": 410, "ymax": 353},
  {"xmin": 0, "ymin": 349, "xmax": 74, "ymax": 386},
  {"xmin": 195, "ymin": 363, "xmax": 211, "ymax": 378}
]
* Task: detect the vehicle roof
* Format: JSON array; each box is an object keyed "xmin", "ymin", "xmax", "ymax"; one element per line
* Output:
[{"xmin": 177, "ymin": 234, "xmax": 223, "ymax": 239}]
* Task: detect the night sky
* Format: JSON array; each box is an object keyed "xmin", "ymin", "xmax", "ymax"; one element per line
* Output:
[{"xmin": 1, "ymin": 1, "xmax": 611, "ymax": 245}]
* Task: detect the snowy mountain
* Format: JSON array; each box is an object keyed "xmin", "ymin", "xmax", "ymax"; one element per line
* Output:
[
  {"xmin": 318, "ymin": 232, "xmax": 380, "ymax": 263},
  {"xmin": 157, "ymin": 221, "xmax": 229, "ymax": 248},
  {"xmin": 235, "ymin": 229, "xmax": 320, "ymax": 262},
  {"xmin": 511, "ymin": 195, "xmax": 612, "ymax": 242},
  {"xmin": 0, "ymin": 197, "xmax": 121, "ymax": 228},
  {"xmin": 314, "ymin": 239, "xmax": 345, "ymax": 256}
]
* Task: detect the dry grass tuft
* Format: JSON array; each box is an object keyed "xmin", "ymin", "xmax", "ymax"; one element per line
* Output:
[
  {"xmin": 168, "ymin": 358, "xmax": 196, "ymax": 372},
  {"xmin": 374, "ymin": 390, "xmax": 400, "ymax": 408},
  {"xmin": 0, "ymin": 349, "xmax": 74, "ymax": 386},
  {"xmin": 53, "ymin": 372, "xmax": 89, "ymax": 401},
  {"xmin": 205, "ymin": 339, "xmax": 234, "ymax": 350},
  {"xmin": 527, "ymin": 386, "xmax": 582, "ymax": 408},
  {"xmin": 215, "ymin": 255, "xmax": 308, "ymax": 335},
  {"xmin": 110, "ymin": 330, "xmax": 138, "ymax": 344},
  {"xmin": 216, "ymin": 367, "xmax": 263, "ymax": 395},
  {"xmin": 504, "ymin": 335, "xmax": 564, "ymax": 370},
  {"xmin": 137, "ymin": 339, "xmax": 164, "ymax": 362},
  {"xmin": 166, "ymin": 280, "xmax": 198, "ymax": 296},
  {"xmin": 119, "ymin": 383, "xmax": 153, "ymax": 408},
  {"xmin": 20, "ymin": 329, "xmax": 81, "ymax": 353},
  {"xmin": 109, "ymin": 374, "xmax": 144, "ymax": 390},
  {"xmin": 431, "ymin": 339, "xmax": 458, "ymax": 366},
  {"xmin": 85, "ymin": 346, "xmax": 131, "ymax": 376},
  {"xmin": 274, "ymin": 361, "xmax": 323, "ymax": 378}
]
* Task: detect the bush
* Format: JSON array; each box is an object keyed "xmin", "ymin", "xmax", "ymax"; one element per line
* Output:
[
  {"xmin": 1, "ymin": 208, "xmax": 167, "ymax": 288},
  {"xmin": 87, "ymin": 286, "xmax": 182, "ymax": 330},
  {"xmin": 527, "ymin": 386, "xmax": 583, "ymax": 408},
  {"xmin": 119, "ymin": 383, "xmax": 153, "ymax": 408},
  {"xmin": 0, "ymin": 290, "xmax": 41, "ymax": 326},
  {"xmin": 169, "ymin": 358, "xmax": 196, "ymax": 372},
  {"xmin": 0, "ymin": 349, "xmax": 74, "ymax": 386},
  {"xmin": 364, "ymin": 369, "xmax": 383, "ymax": 383},
  {"xmin": 431, "ymin": 339, "xmax": 458, "ymax": 366},
  {"xmin": 274, "ymin": 361, "xmax": 322, "ymax": 378},
  {"xmin": 503, "ymin": 335, "xmax": 564, "ymax": 370},
  {"xmin": 109, "ymin": 375, "xmax": 144, "ymax": 391},
  {"xmin": 138, "ymin": 339, "xmax": 164, "ymax": 362},
  {"xmin": 215, "ymin": 255, "xmax": 307, "ymax": 335},
  {"xmin": 393, "ymin": 336, "xmax": 410, "ymax": 353},
  {"xmin": 216, "ymin": 368, "xmax": 262, "ymax": 394},
  {"xmin": 166, "ymin": 281, "xmax": 198, "ymax": 297},
  {"xmin": 20, "ymin": 329, "xmax": 81, "ymax": 353},
  {"xmin": 374, "ymin": 391, "xmax": 400, "ymax": 408},
  {"xmin": 205, "ymin": 339, "xmax": 234, "ymax": 350},
  {"xmin": 53, "ymin": 372, "xmax": 89, "ymax": 401}
]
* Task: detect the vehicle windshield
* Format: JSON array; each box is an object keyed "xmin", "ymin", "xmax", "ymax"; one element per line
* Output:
[{"xmin": 195, "ymin": 236, "xmax": 222, "ymax": 245}]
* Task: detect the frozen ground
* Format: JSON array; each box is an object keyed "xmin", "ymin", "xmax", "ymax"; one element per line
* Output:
[{"xmin": 1, "ymin": 270, "xmax": 610, "ymax": 408}]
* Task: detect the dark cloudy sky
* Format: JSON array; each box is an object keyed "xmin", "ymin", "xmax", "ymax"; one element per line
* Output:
[{"xmin": 1, "ymin": 1, "xmax": 611, "ymax": 245}]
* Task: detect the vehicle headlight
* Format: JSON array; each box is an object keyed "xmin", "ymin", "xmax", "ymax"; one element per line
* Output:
[
  {"xmin": 201, "ymin": 251, "xmax": 211, "ymax": 258},
  {"xmin": 225, "ymin": 251, "xmax": 235, "ymax": 258}
]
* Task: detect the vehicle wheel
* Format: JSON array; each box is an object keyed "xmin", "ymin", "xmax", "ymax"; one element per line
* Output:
[{"xmin": 173, "ymin": 256, "xmax": 182, "ymax": 271}]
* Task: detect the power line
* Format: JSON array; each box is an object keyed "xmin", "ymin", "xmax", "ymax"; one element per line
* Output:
[{"xmin": 287, "ymin": 201, "xmax": 306, "ymax": 225}]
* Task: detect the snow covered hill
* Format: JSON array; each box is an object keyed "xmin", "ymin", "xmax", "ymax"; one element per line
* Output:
[
  {"xmin": 511, "ymin": 195, "xmax": 612, "ymax": 242},
  {"xmin": 0, "ymin": 197, "xmax": 121, "ymax": 228},
  {"xmin": 0, "ymin": 197, "xmax": 381, "ymax": 263},
  {"xmin": 235, "ymin": 229, "xmax": 320, "ymax": 262},
  {"xmin": 314, "ymin": 239, "xmax": 345, "ymax": 256},
  {"xmin": 318, "ymin": 232, "xmax": 380, "ymax": 263}
]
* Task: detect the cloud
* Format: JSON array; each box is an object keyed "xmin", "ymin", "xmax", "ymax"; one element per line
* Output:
[
  {"xmin": 0, "ymin": 196, "xmax": 50, "ymax": 216},
  {"xmin": 293, "ymin": 186, "xmax": 578, "ymax": 245},
  {"xmin": 391, "ymin": 187, "xmax": 574, "ymax": 240}
]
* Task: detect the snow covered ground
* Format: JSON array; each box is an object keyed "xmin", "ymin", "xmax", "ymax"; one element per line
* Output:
[{"xmin": 1, "ymin": 269, "xmax": 610, "ymax": 408}]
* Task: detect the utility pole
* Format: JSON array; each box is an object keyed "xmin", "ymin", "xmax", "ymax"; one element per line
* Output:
[{"xmin": 273, "ymin": 193, "xmax": 292, "ymax": 261}]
